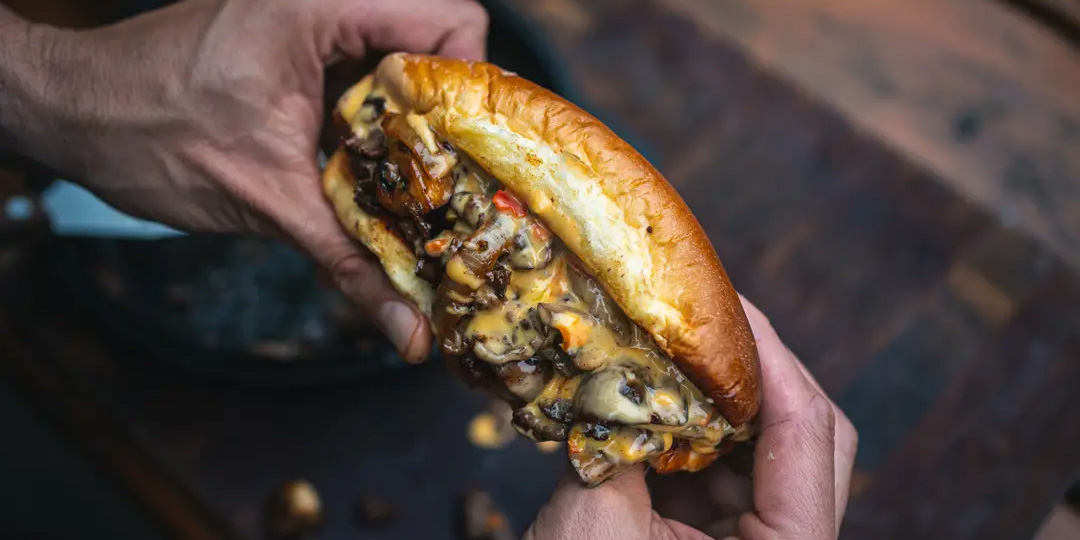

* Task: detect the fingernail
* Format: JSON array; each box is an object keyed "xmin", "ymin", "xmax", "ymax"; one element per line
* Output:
[{"xmin": 376, "ymin": 301, "xmax": 421, "ymax": 362}]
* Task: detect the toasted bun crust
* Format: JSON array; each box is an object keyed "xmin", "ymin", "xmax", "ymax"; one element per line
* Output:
[{"xmin": 324, "ymin": 53, "xmax": 760, "ymax": 425}]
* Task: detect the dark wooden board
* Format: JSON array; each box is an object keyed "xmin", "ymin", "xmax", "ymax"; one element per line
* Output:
[
  {"xmin": 505, "ymin": 1, "xmax": 1080, "ymax": 539},
  {"xmin": 0, "ymin": 250, "xmax": 566, "ymax": 540},
  {"xmin": 657, "ymin": 0, "xmax": 1080, "ymax": 273}
]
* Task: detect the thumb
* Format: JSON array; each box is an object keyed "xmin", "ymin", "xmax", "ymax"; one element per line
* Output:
[
  {"xmin": 319, "ymin": 240, "xmax": 432, "ymax": 363},
  {"xmin": 525, "ymin": 466, "xmax": 653, "ymax": 540},
  {"xmin": 265, "ymin": 161, "xmax": 432, "ymax": 364}
]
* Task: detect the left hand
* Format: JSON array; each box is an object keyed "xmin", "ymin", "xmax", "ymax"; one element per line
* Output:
[{"xmin": 7, "ymin": 0, "xmax": 489, "ymax": 362}]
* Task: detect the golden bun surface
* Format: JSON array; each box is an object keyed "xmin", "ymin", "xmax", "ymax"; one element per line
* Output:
[{"xmin": 326, "ymin": 53, "xmax": 760, "ymax": 425}]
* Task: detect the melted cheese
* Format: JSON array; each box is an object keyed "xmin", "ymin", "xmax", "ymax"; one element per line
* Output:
[
  {"xmin": 406, "ymin": 113, "xmax": 441, "ymax": 155},
  {"xmin": 345, "ymin": 85, "xmax": 731, "ymax": 482}
]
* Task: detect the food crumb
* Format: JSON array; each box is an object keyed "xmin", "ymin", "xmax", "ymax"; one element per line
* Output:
[
  {"xmin": 535, "ymin": 441, "xmax": 562, "ymax": 453},
  {"xmin": 263, "ymin": 479, "xmax": 323, "ymax": 540},
  {"xmin": 461, "ymin": 490, "xmax": 515, "ymax": 540},
  {"xmin": 467, "ymin": 405, "xmax": 515, "ymax": 449}
]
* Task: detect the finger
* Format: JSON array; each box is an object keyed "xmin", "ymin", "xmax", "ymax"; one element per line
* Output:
[
  {"xmin": 320, "ymin": 240, "xmax": 432, "ymax": 363},
  {"xmin": 740, "ymin": 295, "xmax": 858, "ymax": 528},
  {"xmin": 705, "ymin": 462, "xmax": 753, "ymax": 517},
  {"xmin": 790, "ymin": 355, "xmax": 858, "ymax": 526},
  {"xmin": 662, "ymin": 519, "xmax": 714, "ymax": 540},
  {"xmin": 736, "ymin": 296, "xmax": 837, "ymax": 539},
  {"xmin": 262, "ymin": 165, "xmax": 432, "ymax": 363},
  {"xmin": 525, "ymin": 466, "xmax": 652, "ymax": 540},
  {"xmin": 335, "ymin": 0, "xmax": 489, "ymax": 60},
  {"xmin": 738, "ymin": 295, "xmax": 819, "ymax": 427},
  {"xmin": 739, "ymin": 393, "xmax": 836, "ymax": 540}
]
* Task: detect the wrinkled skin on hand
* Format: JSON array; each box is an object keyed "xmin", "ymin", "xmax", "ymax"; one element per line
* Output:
[
  {"xmin": 18, "ymin": 0, "xmax": 488, "ymax": 361},
  {"xmin": 524, "ymin": 297, "xmax": 859, "ymax": 540}
]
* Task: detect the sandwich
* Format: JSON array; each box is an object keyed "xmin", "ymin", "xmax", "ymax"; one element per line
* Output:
[{"xmin": 321, "ymin": 53, "xmax": 761, "ymax": 486}]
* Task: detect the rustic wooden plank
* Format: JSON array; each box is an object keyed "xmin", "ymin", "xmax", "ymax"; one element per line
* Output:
[
  {"xmin": 836, "ymin": 282, "xmax": 992, "ymax": 469},
  {"xmin": 506, "ymin": 4, "xmax": 1080, "ymax": 539},
  {"xmin": 508, "ymin": 0, "xmax": 995, "ymax": 401},
  {"xmin": 658, "ymin": 0, "xmax": 1080, "ymax": 272},
  {"xmin": 0, "ymin": 290, "xmax": 239, "ymax": 540},
  {"xmin": 843, "ymin": 268, "xmax": 1080, "ymax": 540}
]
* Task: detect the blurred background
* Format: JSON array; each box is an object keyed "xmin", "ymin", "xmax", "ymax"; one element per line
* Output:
[{"xmin": 0, "ymin": 0, "xmax": 1078, "ymax": 539}]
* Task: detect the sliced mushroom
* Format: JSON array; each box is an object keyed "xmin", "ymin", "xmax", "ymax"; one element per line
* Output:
[
  {"xmin": 512, "ymin": 405, "xmax": 568, "ymax": 441},
  {"xmin": 536, "ymin": 303, "xmax": 617, "ymax": 371},
  {"xmin": 508, "ymin": 221, "xmax": 553, "ymax": 270},
  {"xmin": 566, "ymin": 263, "xmax": 635, "ymax": 344},
  {"xmin": 573, "ymin": 365, "xmax": 652, "ymax": 425},
  {"xmin": 473, "ymin": 283, "xmax": 502, "ymax": 309},
  {"xmin": 539, "ymin": 398, "xmax": 575, "ymax": 424},
  {"xmin": 535, "ymin": 343, "xmax": 578, "ymax": 377},
  {"xmin": 493, "ymin": 358, "xmax": 552, "ymax": 402},
  {"xmin": 451, "ymin": 191, "xmax": 495, "ymax": 229},
  {"xmin": 566, "ymin": 424, "xmax": 670, "ymax": 486},
  {"xmin": 646, "ymin": 376, "xmax": 690, "ymax": 427}
]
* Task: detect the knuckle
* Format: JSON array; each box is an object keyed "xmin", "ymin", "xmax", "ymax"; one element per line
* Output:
[
  {"xmin": 459, "ymin": 1, "xmax": 490, "ymax": 30},
  {"xmin": 326, "ymin": 250, "xmax": 369, "ymax": 286},
  {"xmin": 800, "ymin": 394, "xmax": 836, "ymax": 451}
]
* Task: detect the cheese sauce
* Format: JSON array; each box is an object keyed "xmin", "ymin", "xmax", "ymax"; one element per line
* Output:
[{"xmin": 345, "ymin": 93, "xmax": 736, "ymax": 485}]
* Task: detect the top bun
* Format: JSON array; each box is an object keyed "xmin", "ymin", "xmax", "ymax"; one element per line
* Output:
[{"xmin": 325, "ymin": 53, "xmax": 760, "ymax": 425}]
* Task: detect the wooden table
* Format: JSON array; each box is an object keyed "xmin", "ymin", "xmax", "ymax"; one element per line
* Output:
[
  {"xmin": 2, "ymin": 0, "xmax": 1079, "ymax": 539},
  {"xmin": 501, "ymin": 1, "xmax": 1080, "ymax": 538}
]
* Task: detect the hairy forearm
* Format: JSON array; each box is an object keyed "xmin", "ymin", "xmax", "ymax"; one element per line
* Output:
[
  {"xmin": 0, "ymin": 7, "xmax": 46, "ymax": 160},
  {"xmin": 0, "ymin": 3, "xmax": 225, "ymax": 184},
  {"xmin": 0, "ymin": 7, "xmax": 101, "ymax": 178}
]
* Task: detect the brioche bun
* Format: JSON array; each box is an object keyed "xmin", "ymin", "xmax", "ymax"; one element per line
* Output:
[{"xmin": 322, "ymin": 53, "xmax": 760, "ymax": 426}]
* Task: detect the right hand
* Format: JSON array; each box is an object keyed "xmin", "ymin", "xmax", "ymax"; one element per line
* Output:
[{"xmin": 525, "ymin": 296, "xmax": 859, "ymax": 540}]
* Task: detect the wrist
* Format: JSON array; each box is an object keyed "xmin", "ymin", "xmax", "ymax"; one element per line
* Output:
[
  {"xmin": 0, "ymin": 9, "xmax": 84, "ymax": 174},
  {"xmin": 0, "ymin": 9, "xmax": 39, "ymax": 157}
]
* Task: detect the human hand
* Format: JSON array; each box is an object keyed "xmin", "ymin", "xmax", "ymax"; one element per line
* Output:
[
  {"xmin": 524, "ymin": 296, "xmax": 859, "ymax": 540},
  {"xmin": 2, "ymin": 0, "xmax": 488, "ymax": 362}
]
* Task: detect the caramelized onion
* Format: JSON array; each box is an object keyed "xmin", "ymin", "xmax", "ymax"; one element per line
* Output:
[
  {"xmin": 445, "ymin": 213, "xmax": 517, "ymax": 289},
  {"xmin": 382, "ymin": 113, "xmax": 455, "ymax": 180}
]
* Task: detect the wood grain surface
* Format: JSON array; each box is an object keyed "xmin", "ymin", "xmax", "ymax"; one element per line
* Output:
[
  {"xmin": 505, "ymin": 1, "xmax": 1080, "ymax": 539},
  {"xmin": 658, "ymin": 0, "xmax": 1080, "ymax": 273},
  {"xmin": 1, "ymin": 1, "xmax": 1079, "ymax": 540}
]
